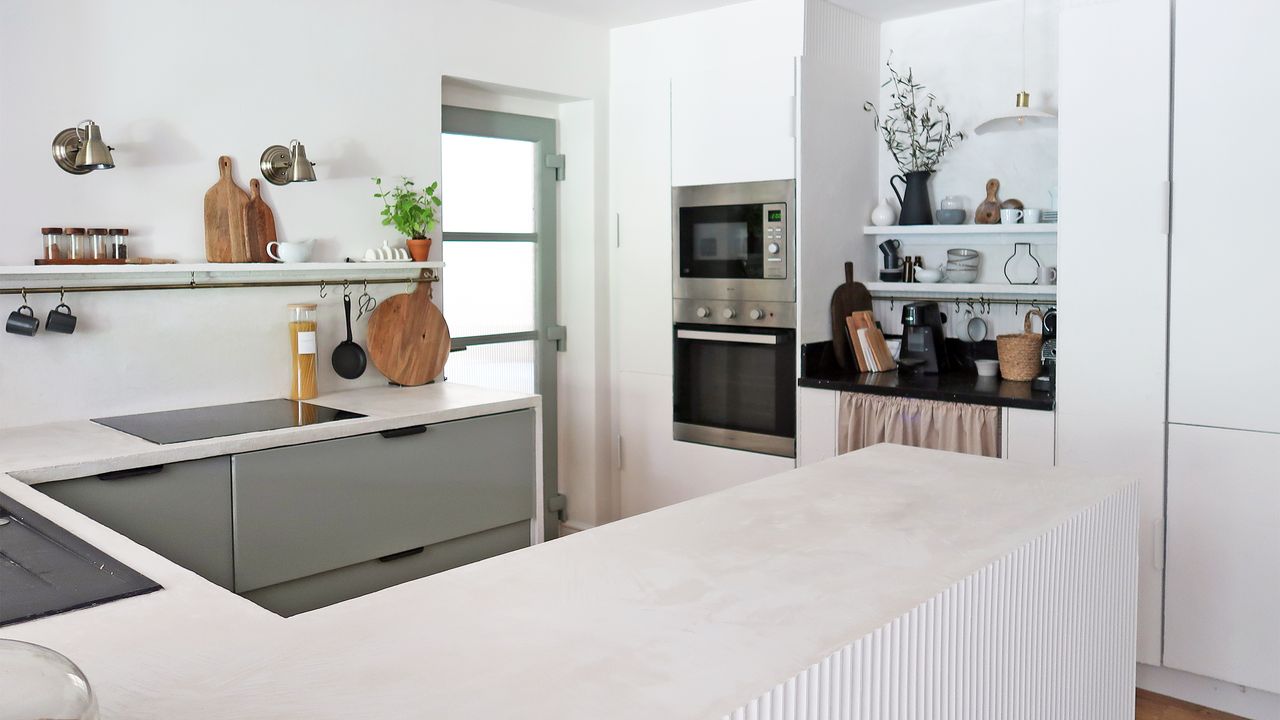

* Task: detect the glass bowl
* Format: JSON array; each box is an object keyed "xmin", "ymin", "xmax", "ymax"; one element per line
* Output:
[{"xmin": 0, "ymin": 640, "xmax": 98, "ymax": 720}]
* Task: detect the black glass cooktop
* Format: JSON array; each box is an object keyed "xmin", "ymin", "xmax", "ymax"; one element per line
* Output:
[{"xmin": 92, "ymin": 399, "xmax": 365, "ymax": 445}]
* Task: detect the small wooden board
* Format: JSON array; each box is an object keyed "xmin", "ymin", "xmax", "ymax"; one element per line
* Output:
[
  {"xmin": 845, "ymin": 311, "xmax": 877, "ymax": 372},
  {"xmin": 34, "ymin": 258, "xmax": 126, "ymax": 266},
  {"xmin": 204, "ymin": 156, "xmax": 251, "ymax": 263},
  {"xmin": 975, "ymin": 178, "xmax": 1002, "ymax": 224},
  {"xmin": 830, "ymin": 261, "xmax": 873, "ymax": 370},
  {"xmin": 243, "ymin": 178, "xmax": 278, "ymax": 263},
  {"xmin": 367, "ymin": 280, "xmax": 452, "ymax": 386}
]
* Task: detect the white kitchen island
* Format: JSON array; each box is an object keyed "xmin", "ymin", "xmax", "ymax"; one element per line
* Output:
[{"xmin": 0, "ymin": 439, "xmax": 1137, "ymax": 719}]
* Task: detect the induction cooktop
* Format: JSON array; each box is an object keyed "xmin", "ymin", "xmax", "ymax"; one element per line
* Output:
[{"xmin": 92, "ymin": 399, "xmax": 365, "ymax": 445}]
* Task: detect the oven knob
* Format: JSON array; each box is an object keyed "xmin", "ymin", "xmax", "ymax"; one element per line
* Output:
[
  {"xmin": 749, "ymin": 308, "xmax": 766, "ymax": 320},
  {"xmin": 768, "ymin": 242, "xmax": 781, "ymax": 254},
  {"xmin": 695, "ymin": 306, "xmax": 711, "ymax": 318},
  {"xmin": 721, "ymin": 307, "xmax": 737, "ymax": 320}
]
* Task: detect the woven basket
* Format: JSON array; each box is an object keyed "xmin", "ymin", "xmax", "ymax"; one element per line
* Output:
[{"xmin": 996, "ymin": 309, "xmax": 1045, "ymax": 381}]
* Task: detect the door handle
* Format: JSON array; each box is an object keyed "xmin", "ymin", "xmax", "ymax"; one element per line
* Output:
[
  {"xmin": 676, "ymin": 329, "xmax": 779, "ymax": 345},
  {"xmin": 98, "ymin": 465, "xmax": 165, "ymax": 481},
  {"xmin": 379, "ymin": 425, "xmax": 427, "ymax": 439},
  {"xmin": 378, "ymin": 546, "xmax": 425, "ymax": 563}
]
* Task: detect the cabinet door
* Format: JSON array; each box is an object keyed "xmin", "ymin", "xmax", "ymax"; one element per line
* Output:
[
  {"xmin": 231, "ymin": 410, "xmax": 535, "ymax": 592},
  {"xmin": 1168, "ymin": 0, "xmax": 1280, "ymax": 434},
  {"xmin": 1002, "ymin": 408, "xmax": 1055, "ymax": 467},
  {"xmin": 1164, "ymin": 425, "xmax": 1280, "ymax": 692},
  {"xmin": 1057, "ymin": 0, "xmax": 1171, "ymax": 665},
  {"xmin": 670, "ymin": 57, "xmax": 796, "ymax": 187},
  {"xmin": 38, "ymin": 457, "xmax": 233, "ymax": 589}
]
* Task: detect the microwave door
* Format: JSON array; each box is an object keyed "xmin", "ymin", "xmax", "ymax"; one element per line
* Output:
[{"xmin": 679, "ymin": 205, "xmax": 763, "ymax": 280}]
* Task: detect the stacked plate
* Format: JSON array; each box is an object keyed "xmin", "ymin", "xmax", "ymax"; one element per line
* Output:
[
  {"xmin": 945, "ymin": 248, "xmax": 980, "ymax": 283},
  {"xmin": 1043, "ymin": 210, "xmax": 1058, "ymax": 223}
]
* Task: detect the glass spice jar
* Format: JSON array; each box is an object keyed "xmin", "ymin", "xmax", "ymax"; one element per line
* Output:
[
  {"xmin": 87, "ymin": 228, "xmax": 110, "ymax": 260},
  {"xmin": 109, "ymin": 228, "xmax": 129, "ymax": 260},
  {"xmin": 64, "ymin": 227, "xmax": 87, "ymax": 260},
  {"xmin": 288, "ymin": 303, "xmax": 318, "ymax": 401},
  {"xmin": 41, "ymin": 227, "xmax": 65, "ymax": 261}
]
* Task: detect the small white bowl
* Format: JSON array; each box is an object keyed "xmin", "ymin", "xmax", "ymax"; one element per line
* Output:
[
  {"xmin": 975, "ymin": 359, "xmax": 1000, "ymax": 377},
  {"xmin": 914, "ymin": 268, "xmax": 943, "ymax": 283}
]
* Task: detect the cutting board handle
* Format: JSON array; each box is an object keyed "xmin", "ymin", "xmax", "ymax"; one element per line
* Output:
[
  {"xmin": 844, "ymin": 261, "xmax": 854, "ymax": 284},
  {"xmin": 218, "ymin": 155, "xmax": 232, "ymax": 179},
  {"xmin": 249, "ymin": 177, "xmax": 261, "ymax": 198}
]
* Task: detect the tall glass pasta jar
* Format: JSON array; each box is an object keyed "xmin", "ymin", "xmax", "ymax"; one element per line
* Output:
[{"xmin": 288, "ymin": 303, "xmax": 318, "ymax": 400}]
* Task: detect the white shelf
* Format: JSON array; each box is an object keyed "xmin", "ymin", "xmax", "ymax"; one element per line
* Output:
[
  {"xmin": 863, "ymin": 224, "xmax": 1057, "ymax": 243},
  {"xmin": 0, "ymin": 261, "xmax": 443, "ymax": 286},
  {"xmin": 863, "ymin": 282, "xmax": 1057, "ymax": 299}
]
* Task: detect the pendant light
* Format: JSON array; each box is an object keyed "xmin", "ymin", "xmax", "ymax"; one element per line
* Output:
[{"xmin": 974, "ymin": 0, "xmax": 1056, "ymax": 135}]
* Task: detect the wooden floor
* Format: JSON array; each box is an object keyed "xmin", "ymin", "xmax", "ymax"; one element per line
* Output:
[{"xmin": 1136, "ymin": 689, "xmax": 1250, "ymax": 719}]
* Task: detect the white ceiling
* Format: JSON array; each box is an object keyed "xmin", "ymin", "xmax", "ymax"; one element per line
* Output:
[{"xmin": 494, "ymin": 0, "xmax": 987, "ymax": 28}]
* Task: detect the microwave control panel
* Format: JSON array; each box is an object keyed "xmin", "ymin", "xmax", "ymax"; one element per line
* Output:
[{"xmin": 762, "ymin": 202, "xmax": 787, "ymax": 279}]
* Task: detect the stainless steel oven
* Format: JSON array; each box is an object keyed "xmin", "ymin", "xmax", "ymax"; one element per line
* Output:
[
  {"xmin": 673, "ymin": 179, "xmax": 795, "ymax": 303},
  {"xmin": 672, "ymin": 300, "xmax": 796, "ymax": 458}
]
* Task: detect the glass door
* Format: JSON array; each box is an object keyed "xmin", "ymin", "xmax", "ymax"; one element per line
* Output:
[{"xmin": 441, "ymin": 106, "xmax": 559, "ymax": 539}]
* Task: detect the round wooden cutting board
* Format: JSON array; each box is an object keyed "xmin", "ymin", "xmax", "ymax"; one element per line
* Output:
[{"xmin": 366, "ymin": 281, "xmax": 451, "ymax": 386}]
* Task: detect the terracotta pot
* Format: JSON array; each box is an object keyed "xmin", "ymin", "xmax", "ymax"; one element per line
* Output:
[{"xmin": 406, "ymin": 238, "xmax": 432, "ymax": 262}]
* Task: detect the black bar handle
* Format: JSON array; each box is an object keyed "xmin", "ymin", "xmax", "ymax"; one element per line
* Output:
[
  {"xmin": 98, "ymin": 465, "xmax": 165, "ymax": 481},
  {"xmin": 378, "ymin": 546, "xmax": 425, "ymax": 563},
  {"xmin": 379, "ymin": 425, "xmax": 427, "ymax": 439}
]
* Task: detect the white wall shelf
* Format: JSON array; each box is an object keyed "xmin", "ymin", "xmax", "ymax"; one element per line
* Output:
[
  {"xmin": 864, "ymin": 282, "xmax": 1057, "ymax": 300},
  {"xmin": 0, "ymin": 262, "xmax": 443, "ymax": 294},
  {"xmin": 863, "ymin": 225, "xmax": 1057, "ymax": 243}
]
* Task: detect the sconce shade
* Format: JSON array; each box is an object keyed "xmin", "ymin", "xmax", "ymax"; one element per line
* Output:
[
  {"xmin": 74, "ymin": 121, "xmax": 115, "ymax": 170},
  {"xmin": 288, "ymin": 141, "xmax": 316, "ymax": 183}
]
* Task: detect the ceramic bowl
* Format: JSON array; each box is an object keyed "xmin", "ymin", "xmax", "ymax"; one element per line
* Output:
[
  {"xmin": 914, "ymin": 268, "xmax": 943, "ymax": 283},
  {"xmin": 936, "ymin": 209, "xmax": 966, "ymax": 225},
  {"xmin": 975, "ymin": 359, "xmax": 1000, "ymax": 377},
  {"xmin": 945, "ymin": 268, "xmax": 979, "ymax": 283}
]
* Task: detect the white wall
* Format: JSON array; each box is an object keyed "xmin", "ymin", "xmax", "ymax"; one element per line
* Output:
[{"xmin": 0, "ymin": 0, "xmax": 611, "ymax": 528}]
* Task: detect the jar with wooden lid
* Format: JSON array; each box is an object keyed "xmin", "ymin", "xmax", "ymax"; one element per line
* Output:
[
  {"xmin": 64, "ymin": 227, "xmax": 87, "ymax": 260},
  {"xmin": 288, "ymin": 303, "xmax": 318, "ymax": 400},
  {"xmin": 40, "ymin": 227, "xmax": 65, "ymax": 260},
  {"xmin": 87, "ymin": 228, "xmax": 110, "ymax": 260},
  {"xmin": 108, "ymin": 228, "xmax": 129, "ymax": 259}
]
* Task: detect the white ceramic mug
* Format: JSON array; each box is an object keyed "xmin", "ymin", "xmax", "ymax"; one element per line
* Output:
[
  {"xmin": 1000, "ymin": 208, "xmax": 1024, "ymax": 224},
  {"xmin": 267, "ymin": 239, "xmax": 314, "ymax": 263},
  {"xmin": 1037, "ymin": 265, "xmax": 1058, "ymax": 285},
  {"xmin": 1023, "ymin": 208, "xmax": 1043, "ymax": 224}
]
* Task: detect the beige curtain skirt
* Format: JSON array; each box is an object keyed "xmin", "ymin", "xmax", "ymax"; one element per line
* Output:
[{"xmin": 837, "ymin": 392, "xmax": 1001, "ymax": 458}]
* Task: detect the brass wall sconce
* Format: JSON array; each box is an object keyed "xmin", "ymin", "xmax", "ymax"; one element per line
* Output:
[
  {"xmin": 52, "ymin": 120, "xmax": 115, "ymax": 174},
  {"xmin": 260, "ymin": 139, "xmax": 317, "ymax": 185}
]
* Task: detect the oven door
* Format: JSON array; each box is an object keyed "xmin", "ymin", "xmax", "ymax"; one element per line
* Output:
[{"xmin": 673, "ymin": 324, "xmax": 796, "ymax": 458}]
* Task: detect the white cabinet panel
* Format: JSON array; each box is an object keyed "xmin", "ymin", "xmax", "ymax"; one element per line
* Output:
[
  {"xmin": 671, "ymin": 58, "xmax": 797, "ymax": 187},
  {"xmin": 618, "ymin": 370, "xmax": 793, "ymax": 517},
  {"xmin": 1003, "ymin": 408, "xmax": 1055, "ymax": 467},
  {"xmin": 797, "ymin": 387, "xmax": 837, "ymax": 467},
  {"xmin": 1057, "ymin": 0, "xmax": 1171, "ymax": 665},
  {"xmin": 1169, "ymin": 0, "xmax": 1280, "ymax": 434},
  {"xmin": 1165, "ymin": 424, "xmax": 1280, "ymax": 692}
]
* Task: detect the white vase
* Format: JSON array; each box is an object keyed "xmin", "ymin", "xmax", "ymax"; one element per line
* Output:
[{"xmin": 871, "ymin": 197, "xmax": 897, "ymax": 227}]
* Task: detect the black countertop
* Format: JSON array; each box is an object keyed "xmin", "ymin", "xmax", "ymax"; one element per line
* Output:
[{"xmin": 798, "ymin": 341, "xmax": 1055, "ymax": 412}]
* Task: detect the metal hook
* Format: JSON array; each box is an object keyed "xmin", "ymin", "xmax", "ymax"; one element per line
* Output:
[
  {"xmin": 189, "ymin": 271, "xmax": 196, "ymax": 289},
  {"xmin": 343, "ymin": 280, "xmax": 351, "ymax": 296},
  {"xmin": 954, "ymin": 298, "xmax": 961, "ymax": 314},
  {"xmin": 890, "ymin": 298, "xmax": 895, "ymax": 312},
  {"xmin": 59, "ymin": 287, "xmax": 66, "ymax": 304},
  {"xmin": 20, "ymin": 288, "xmax": 28, "ymax": 305},
  {"xmin": 319, "ymin": 281, "xmax": 328, "ymax": 299}
]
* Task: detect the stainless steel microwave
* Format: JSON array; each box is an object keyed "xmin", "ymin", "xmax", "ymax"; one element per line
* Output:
[{"xmin": 672, "ymin": 179, "xmax": 796, "ymax": 303}]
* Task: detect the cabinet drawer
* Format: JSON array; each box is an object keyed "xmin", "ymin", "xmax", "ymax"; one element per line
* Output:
[
  {"xmin": 241, "ymin": 521, "xmax": 530, "ymax": 617},
  {"xmin": 37, "ymin": 457, "xmax": 234, "ymax": 589},
  {"xmin": 232, "ymin": 409, "xmax": 535, "ymax": 592}
]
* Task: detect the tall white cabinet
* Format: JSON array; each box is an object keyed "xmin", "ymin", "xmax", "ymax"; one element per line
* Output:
[
  {"xmin": 1163, "ymin": 0, "xmax": 1280, "ymax": 694},
  {"xmin": 1057, "ymin": 0, "xmax": 1171, "ymax": 665}
]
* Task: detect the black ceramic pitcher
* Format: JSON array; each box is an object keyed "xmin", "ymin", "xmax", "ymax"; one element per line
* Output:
[{"xmin": 890, "ymin": 170, "xmax": 933, "ymax": 225}]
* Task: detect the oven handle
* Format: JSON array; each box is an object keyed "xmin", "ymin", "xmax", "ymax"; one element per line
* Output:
[{"xmin": 676, "ymin": 329, "xmax": 780, "ymax": 345}]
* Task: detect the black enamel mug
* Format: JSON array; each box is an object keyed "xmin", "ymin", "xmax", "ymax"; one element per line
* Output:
[
  {"xmin": 46, "ymin": 303, "xmax": 77, "ymax": 334},
  {"xmin": 6, "ymin": 305, "xmax": 39, "ymax": 336}
]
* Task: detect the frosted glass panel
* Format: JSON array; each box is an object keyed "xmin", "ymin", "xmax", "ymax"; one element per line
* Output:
[
  {"xmin": 442, "ymin": 134, "xmax": 536, "ymax": 234},
  {"xmin": 442, "ymin": 241, "xmax": 535, "ymax": 337},
  {"xmin": 445, "ymin": 341, "xmax": 535, "ymax": 395}
]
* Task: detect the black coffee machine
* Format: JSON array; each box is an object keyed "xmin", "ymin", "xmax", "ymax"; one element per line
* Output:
[
  {"xmin": 1033, "ymin": 307, "xmax": 1057, "ymax": 392},
  {"xmin": 900, "ymin": 301, "xmax": 948, "ymax": 374}
]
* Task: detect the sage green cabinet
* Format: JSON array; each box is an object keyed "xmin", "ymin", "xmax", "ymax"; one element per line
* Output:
[
  {"xmin": 231, "ymin": 409, "xmax": 536, "ymax": 593},
  {"xmin": 37, "ymin": 457, "xmax": 234, "ymax": 589}
]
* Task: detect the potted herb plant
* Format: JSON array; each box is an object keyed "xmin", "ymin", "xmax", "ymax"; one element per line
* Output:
[
  {"xmin": 864, "ymin": 58, "xmax": 964, "ymax": 225},
  {"xmin": 372, "ymin": 176, "xmax": 442, "ymax": 261}
]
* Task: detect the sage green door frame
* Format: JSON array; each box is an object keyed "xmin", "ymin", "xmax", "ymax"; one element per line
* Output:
[{"xmin": 441, "ymin": 105, "xmax": 561, "ymax": 540}]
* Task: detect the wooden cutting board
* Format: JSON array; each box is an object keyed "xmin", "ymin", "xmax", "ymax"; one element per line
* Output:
[
  {"xmin": 830, "ymin": 262, "xmax": 873, "ymax": 370},
  {"xmin": 242, "ymin": 178, "xmax": 277, "ymax": 263},
  {"xmin": 204, "ymin": 156, "xmax": 251, "ymax": 263},
  {"xmin": 367, "ymin": 280, "xmax": 451, "ymax": 386},
  {"xmin": 975, "ymin": 178, "xmax": 1002, "ymax": 225},
  {"xmin": 845, "ymin": 311, "xmax": 877, "ymax": 373}
]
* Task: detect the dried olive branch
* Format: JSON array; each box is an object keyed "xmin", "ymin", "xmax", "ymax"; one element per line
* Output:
[{"xmin": 864, "ymin": 55, "xmax": 964, "ymax": 174}]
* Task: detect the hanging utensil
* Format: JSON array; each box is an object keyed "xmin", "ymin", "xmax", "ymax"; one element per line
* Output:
[{"xmin": 331, "ymin": 291, "xmax": 367, "ymax": 380}]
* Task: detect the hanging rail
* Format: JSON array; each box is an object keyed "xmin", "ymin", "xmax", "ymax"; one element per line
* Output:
[{"xmin": 0, "ymin": 268, "xmax": 440, "ymax": 296}]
